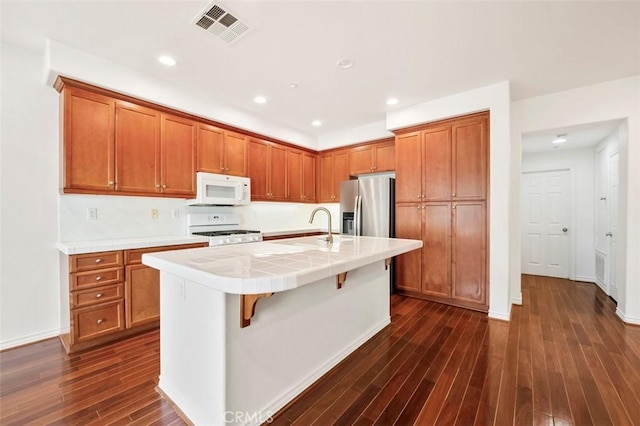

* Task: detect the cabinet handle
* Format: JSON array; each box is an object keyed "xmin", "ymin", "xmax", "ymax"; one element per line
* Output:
[
  {"xmin": 452, "ymin": 193, "xmax": 456, "ymax": 197},
  {"xmin": 156, "ymin": 184, "xmax": 161, "ymax": 188},
  {"xmin": 422, "ymin": 194, "xmax": 425, "ymax": 198},
  {"xmin": 108, "ymin": 181, "xmax": 114, "ymax": 185},
  {"xmin": 96, "ymin": 293, "xmax": 103, "ymax": 298},
  {"xmin": 95, "ymin": 258, "xmax": 102, "ymax": 264},
  {"xmin": 452, "ymin": 205, "xmax": 456, "ymax": 209},
  {"xmin": 96, "ymin": 319, "xmax": 104, "ymax": 324},
  {"xmin": 95, "ymin": 276, "xmax": 102, "ymax": 281},
  {"xmin": 417, "ymin": 195, "xmax": 421, "ymax": 199},
  {"xmin": 600, "ymin": 196, "xmax": 607, "ymax": 201},
  {"xmin": 162, "ymin": 184, "xmax": 167, "ymax": 189}
]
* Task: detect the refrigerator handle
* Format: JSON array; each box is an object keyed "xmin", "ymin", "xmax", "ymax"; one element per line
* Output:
[{"xmin": 355, "ymin": 195, "xmax": 362, "ymax": 235}]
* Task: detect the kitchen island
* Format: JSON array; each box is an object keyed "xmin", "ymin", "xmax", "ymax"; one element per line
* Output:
[{"xmin": 142, "ymin": 235, "xmax": 421, "ymax": 425}]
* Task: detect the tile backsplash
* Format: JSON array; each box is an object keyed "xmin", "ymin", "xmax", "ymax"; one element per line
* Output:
[
  {"xmin": 59, "ymin": 194, "xmax": 340, "ymax": 242},
  {"xmin": 59, "ymin": 194, "xmax": 188, "ymax": 241}
]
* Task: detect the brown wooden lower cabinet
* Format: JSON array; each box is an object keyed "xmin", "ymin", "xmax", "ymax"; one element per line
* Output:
[
  {"xmin": 61, "ymin": 242, "xmax": 207, "ymax": 353},
  {"xmin": 394, "ymin": 201, "xmax": 487, "ymax": 311},
  {"xmin": 125, "ymin": 264, "xmax": 160, "ymax": 328}
]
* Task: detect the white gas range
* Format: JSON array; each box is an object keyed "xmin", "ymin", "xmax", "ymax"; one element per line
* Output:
[{"xmin": 187, "ymin": 212, "xmax": 262, "ymax": 247}]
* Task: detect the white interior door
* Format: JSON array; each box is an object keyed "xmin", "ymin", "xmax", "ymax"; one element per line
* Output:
[
  {"xmin": 595, "ymin": 146, "xmax": 609, "ymax": 292},
  {"xmin": 521, "ymin": 170, "xmax": 571, "ymax": 278},
  {"xmin": 608, "ymin": 152, "xmax": 619, "ymax": 301}
]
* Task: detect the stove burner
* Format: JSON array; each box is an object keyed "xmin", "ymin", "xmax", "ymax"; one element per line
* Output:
[{"xmin": 192, "ymin": 230, "xmax": 261, "ymax": 237}]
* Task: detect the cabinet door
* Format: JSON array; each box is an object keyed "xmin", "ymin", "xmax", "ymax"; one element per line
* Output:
[
  {"xmin": 269, "ymin": 144, "xmax": 288, "ymax": 200},
  {"xmin": 287, "ymin": 149, "xmax": 303, "ymax": 202},
  {"xmin": 161, "ymin": 114, "xmax": 196, "ymax": 196},
  {"xmin": 423, "ymin": 126, "xmax": 451, "ymax": 201},
  {"xmin": 318, "ymin": 153, "xmax": 334, "ymax": 202},
  {"xmin": 395, "ymin": 132, "xmax": 423, "ymax": 203},
  {"xmin": 63, "ymin": 87, "xmax": 115, "ymax": 192},
  {"xmin": 422, "ymin": 203, "xmax": 451, "ymax": 298},
  {"xmin": 247, "ymin": 139, "xmax": 269, "ymax": 200},
  {"xmin": 302, "ymin": 153, "xmax": 316, "ymax": 202},
  {"xmin": 374, "ymin": 141, "xmax": 396, "ymax": 172},
  {"xmin": 452, "ymin": 117, "xmax": 487, "ymax": 200},
  {"xmin": 197, "ymin": 123, "xmax": 224, "ymax": 174},
  {"xmin": 115, "ymin": 101, "xmax": 160, "ymax": 194},
  {"xmin": 333, "ymin": 150, "xmax": 350, "ymax": 202},
  {"xmin": 394, "ymin": 204, "xmax": 423, "ymax": 293},
  {"xmin": 125, "ymin": 264, "xmax": 160, "ymax": 328},
  {"xmin": 224, "ymin": 131, "xmax": 247, "ymax": 177},
  {"xmin": 349, "ymin": 145, "xmax": 374, "ymax": 175},
  {"xmin": 452, "ymin": 201, "xmax": 486, "ymax": 305}
]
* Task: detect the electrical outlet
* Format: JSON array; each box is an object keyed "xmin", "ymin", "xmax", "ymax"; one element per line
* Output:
[
  {"xmin": 151, "ymin": 208, "xmax": 158, "ymax": 219},
  {"xmin": 172, "ymin": 209, "xmax": 180, "ymax": 219},
  {"xmin": 87, "ymin": 208, "xmax": 98, "ymax": 220}
]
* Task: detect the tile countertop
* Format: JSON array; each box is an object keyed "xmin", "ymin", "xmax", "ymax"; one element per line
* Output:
[
  {"xmin": 56, "ymin": 235, "xmax": 210, "ymax": 255},
  {"xmin": 141, "ymin": 235, "xmax": 422, "ymax": 295}
]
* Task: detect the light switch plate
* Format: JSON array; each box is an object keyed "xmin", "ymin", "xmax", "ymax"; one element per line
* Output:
[
  {"xmin": 151, "ymin": 208, "xmax": 159, "ymax": 219},
  {"xmin": 87, "ymin": 208, "xmax": 98, "ymax": 220}
]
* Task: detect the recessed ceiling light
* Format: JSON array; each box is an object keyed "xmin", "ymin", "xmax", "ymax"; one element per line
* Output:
[
  {"xmin": 552, "ymin": 133, "xmax": 568, "ymax": 144},
  {"xmin": 289, "ymin": 83, "xmax": 298, "ymax": 89},
  {"xmin": 386, "ymin": 98, "xmax": 399, "ymax": 106},
  {"xmin": 254, "ymin": 96, "xmax": 267, "ymax": 104},
  {"xmin": 157, "ymin": 55, "xmax": 176, "ymax": 66},
  {"xmin": 336, "ymin": 59, "xmax": 354, "ymax": 69},
  {"xmin": 311, "ymin": 120, "xmax": 322, "ymax": 127}
]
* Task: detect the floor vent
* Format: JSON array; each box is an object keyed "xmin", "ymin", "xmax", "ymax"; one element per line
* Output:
[{"xmin": 193, "ymin": 2, "xmax": 250, "ymax": 44}]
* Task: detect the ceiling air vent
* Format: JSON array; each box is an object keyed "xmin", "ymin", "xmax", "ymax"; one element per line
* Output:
[{"xmin": 193, "ymin": 2, "xmax": 250, "ymax": 44}]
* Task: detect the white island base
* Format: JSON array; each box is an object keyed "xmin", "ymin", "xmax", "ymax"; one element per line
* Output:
[
  {"xmin": 159, "ymin": 261, "xmax": 389, "ymax": 425},
  {"xmin": 142, "ymin": 235, "xmax": 422, "ymax": 425}
]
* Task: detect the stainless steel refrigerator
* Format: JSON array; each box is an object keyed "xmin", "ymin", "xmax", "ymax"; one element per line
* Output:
[{"xmin": 340, "ymin": 177, "xmax": 395, "ymax": 237}]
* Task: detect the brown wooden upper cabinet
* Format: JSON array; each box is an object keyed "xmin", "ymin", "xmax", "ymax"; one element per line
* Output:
[
  {"xmin": 349, "ymin": 140, "xmax": 395, "ymax": 175},
  {"xmin": 318, "ymin": 149, "xmax": 350, "ymax": 202},
  {"xmin": 247, "ymin": 138, "xmax": 287, "ymax": 201},
  {"xmin": 395, "ymin": 114, "xmax": 487, "ymax": 203},
  {"xmin": 197, "ymin": 124, "xmax": 247, "ymax": 177},
  {"xmin": 160, "ymin": 114, "xmax": 197, "ymax": 196},
  {"xmin": 62, "ymin": 86, "xmax": 116, "ymax": 192},
  {"xmin": 287, "ymin": 149, "xmax": 316, "ymax": 203},
  {"xmin": 59, "ymin": 79, "xmax": 196, "ymax": 198}
]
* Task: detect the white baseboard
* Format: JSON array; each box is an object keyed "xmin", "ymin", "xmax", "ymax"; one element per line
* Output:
[
  {"xmin": 616, "ymin": 308, "xmax": 640, "ymax": 326},
  {"xmin": 575, "ymin": 275, "xmax": 596, "ymax": 283},
  {"xmin": 489, "ymin": 306, "xmax": 511, "ymax": 321},
  {"xmin": 511, "ymin": 292, "xmax": 522, "ymax": 305},
  {"xmin": 257, "ymin": 317, "xmax": 391, "ymax": 424},
  {"xmin": 0, "ymin": 328, "xmax": 61, "ymax": 351}
]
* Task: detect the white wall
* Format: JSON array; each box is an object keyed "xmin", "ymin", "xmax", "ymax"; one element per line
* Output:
[
  {"xmin": 512, "ymin": 75, "xmax": 640, "ymax": 325},
  {"xmin": 522, "ymin": 147, "xmax": 596, "ymax": 282},
  {"xmin": 0, "ymin": 43, "xmax": 61, "ymax": 349},
  {"xmin": 317, "ymin": 120, "xmax": 393, "ymax": 150},
  {"xmin": 386, "ymin": 81, "xmax": 513, "ymax": 321}
]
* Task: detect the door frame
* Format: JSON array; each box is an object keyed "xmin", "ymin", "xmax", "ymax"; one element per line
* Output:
[{"xmin": 521, "ymin": 167, "xmax": 576, "ymax": 281}]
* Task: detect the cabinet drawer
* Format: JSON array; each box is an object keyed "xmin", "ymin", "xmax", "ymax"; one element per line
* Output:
[
  {"xmin": 73, "ymin": 300, "xmax": 125, "ymax": 343},
  {"xmin": 71, "ymin": 284, "xmax": 124, "ymax": 308},
  {"xmin": 125, "ymin": 243, "xmax": 207, "ymax": 265},
  {"xmin": 70, "ymin": 251, "xmax": 123, "ymax": 272},
  {"xmin": 71, "ymin": 267, "xmax": 124, "ymax": 290}
]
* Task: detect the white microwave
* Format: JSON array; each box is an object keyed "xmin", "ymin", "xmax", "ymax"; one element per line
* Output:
[{"xmin": 188, "ymin": 172, "xmax": 251, "ymax": 206}]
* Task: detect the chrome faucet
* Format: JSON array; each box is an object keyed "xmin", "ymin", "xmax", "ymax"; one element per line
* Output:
[{"xmin": 309, "ymin": 207, "xmax": 333, "ymax": 244}]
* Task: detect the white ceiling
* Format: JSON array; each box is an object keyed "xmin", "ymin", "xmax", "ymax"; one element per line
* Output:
[
  {"xmin": 522, "ymin": 119, "xmax": 623, "ymax": 154},
  {"xmin": 2, "ymin": 1, "xmax": 639, "ymax": 140}
]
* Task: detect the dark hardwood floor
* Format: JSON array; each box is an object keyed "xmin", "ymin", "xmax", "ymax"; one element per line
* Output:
[{"xmin": 2, "ymin": 275, "xmax": 639, "ymax": 425}]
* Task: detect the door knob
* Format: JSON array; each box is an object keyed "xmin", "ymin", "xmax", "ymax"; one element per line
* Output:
[{"xmin": 562, "ymin": 227, "xmax": 568, "ymax": 233}]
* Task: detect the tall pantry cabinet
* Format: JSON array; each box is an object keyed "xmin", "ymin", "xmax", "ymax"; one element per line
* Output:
[{"xmin": 394, "ymin": 112, "xmax": 489, "ymax": 311}]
